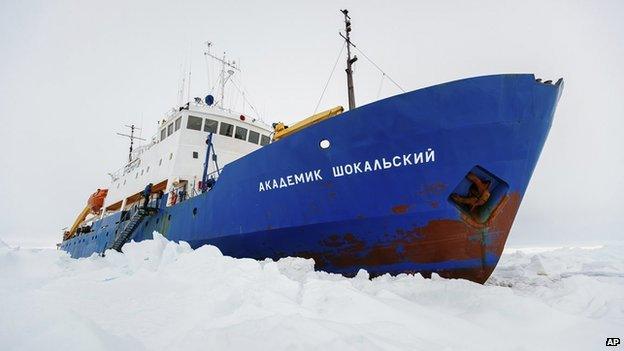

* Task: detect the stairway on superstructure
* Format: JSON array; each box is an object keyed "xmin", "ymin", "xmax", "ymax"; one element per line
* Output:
[{"xmin": 108, "ymin": 206, "xmax": 157, "ymax": 253}]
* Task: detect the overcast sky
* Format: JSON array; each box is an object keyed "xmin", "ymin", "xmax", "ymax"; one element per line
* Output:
[{"xmin": 1, "ymin": 0, "xmax": 622, "ymax": 247}]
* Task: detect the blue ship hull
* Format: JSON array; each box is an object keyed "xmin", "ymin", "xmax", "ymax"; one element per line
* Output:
[{"xmin": 61, "ymin": 74, "xmax": 562, "ymax": 283}]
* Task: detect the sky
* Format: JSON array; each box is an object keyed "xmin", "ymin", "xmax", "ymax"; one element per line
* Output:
[{"xmin": 0, "ymin": 0, "xmax": 622, "ymax": 247}]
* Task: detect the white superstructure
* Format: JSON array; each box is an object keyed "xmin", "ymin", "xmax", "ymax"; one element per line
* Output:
[{"xmin": 103, "ymin": 100, "xmax": 273, "ymax": 213}]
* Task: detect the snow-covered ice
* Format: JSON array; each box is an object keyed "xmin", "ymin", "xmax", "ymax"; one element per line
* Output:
[{"xmin": 1, "ymin": 234, "xmax": 622, "ymax": 350}]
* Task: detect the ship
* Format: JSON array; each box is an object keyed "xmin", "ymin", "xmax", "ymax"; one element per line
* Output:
[{"xmin": 59, "ymin": 10, "xmax": 563, "ymax": 284}]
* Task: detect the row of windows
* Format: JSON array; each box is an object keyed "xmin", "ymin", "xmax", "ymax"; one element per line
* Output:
[
  {"xmin": 187, "ymin": 116, "xmax": 271, "ymax": 146},
  {"xmin": 61, "ymin": 232, "xmax": 110, "ymax": 249},
  {"xmin": 62, "ymin": 209, "xmax": 195, "ymax": 249},
  {"xmin": 159, "ymin": 115, "xmax": 271, "ymax": 146},
  {"xmin": 161, "ymin": 117, "xmax": 182, "ymax": 141},
  {"xmin": 116, "ymin": 153, "xmax": 174, "ymax": 189}
]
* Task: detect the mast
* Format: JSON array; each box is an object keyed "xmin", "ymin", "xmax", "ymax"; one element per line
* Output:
[
  {"xmin": 340, "ymin": 9, "xmax": 357, "ymax": 110},
  {"xmin": 203, "ymin": 41, "xmax": 212, "ymax": 93},
  {"xmin": 117, "ymin": 124, "xmax": 146, "ymax": 163},
  {"xmin": 204, "ymin": 48, "xmax": 240, "ymax": 108}
]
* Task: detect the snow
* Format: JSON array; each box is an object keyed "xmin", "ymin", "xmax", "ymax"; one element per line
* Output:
[{"xmin": 1, "ymin": 233, "xmax": 622, "ymax": 351}]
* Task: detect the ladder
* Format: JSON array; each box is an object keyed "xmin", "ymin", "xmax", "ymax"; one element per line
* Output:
[{"xmin": 108, "ymin": 207, "xmax": 156, "ymax": 253}]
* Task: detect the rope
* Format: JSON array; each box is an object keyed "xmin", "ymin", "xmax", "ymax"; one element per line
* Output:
[
  {"xmin": 314, "ymin": 42, "xmax": 346, "ymax": 114},
  {"xmin": 352, "ymin": 44, "xmax": 406, "ymax": 93},
  {"xmin": 230, "ymin": 77, "xmax": 263, "ymax": 120},
  {"xmin": 376, "ymin": 73, "xmax": 385, "ymax": 99}
]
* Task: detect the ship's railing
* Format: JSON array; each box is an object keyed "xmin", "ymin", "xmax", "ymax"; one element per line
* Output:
[
  {"xmin": 166, "ymin": 170, "xmax": 220, "ymax": 205},
  {"xmin": 107, "ymin": 141, "xmax": 161, "ymax": 181},
  {"xmin": 191, "ymin": 170, "xmax": 220, "ymax": 198}
]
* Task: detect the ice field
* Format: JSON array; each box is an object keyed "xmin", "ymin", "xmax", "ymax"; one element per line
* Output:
[{"xmin": 1, "ymin": 234, "xmax": 622, "ymax": 350}]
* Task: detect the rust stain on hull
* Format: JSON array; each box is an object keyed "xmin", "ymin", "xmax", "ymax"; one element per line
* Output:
[
  {"xmin": 417, "ymin": 182, "xmax": 447, "ymax": 196},
  {"xmin": 391, "ymin": 204, "xmax": 410, "ymax": 214},
  {"xmin": 297, "ymin": 192, "xmax": 522, "ymax": 284}
]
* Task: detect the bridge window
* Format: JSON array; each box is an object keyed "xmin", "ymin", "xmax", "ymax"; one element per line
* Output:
[
  {"xmin": 187, "ymin": 116, "xmax": 202, "ymax": 131},
  {"xmin": 220, "ymin": 122, "xmax": 233, "ymax": 137},
  {"xmin": 248, "ymin": 130, "xmax": 259, "ymax": 144},
  {"xmin": 174, "ymin": 117, "xmax": 181, "ymax": 131},
  {"xmin": 235, "ymin": 126, "xmax": 248, "ymax": 140},
  {"xmin": 204, "ymin": 119, "xmax": 218, "ymax": 133},
  {"xmin": 167, "ymin": 123, "xmax": 174, "ymax": 136},
  {"xmin": 260, "ymin": 135, "xmax": 271, "ymax": 146},
  {"xmin": 160, "ymin": 129, "xmax": 166, "ymax": 141},
  {"xmin": 192, "ymin": 151, "xmax": 198, "ymax": 159}
]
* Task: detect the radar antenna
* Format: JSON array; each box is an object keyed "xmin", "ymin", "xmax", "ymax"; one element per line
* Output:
[
  {"xmin": 116, "ymin": 124, "xmax": 146, "ymax": 163},
  {"xmin": 340, "ymin": 9, "xmax": 357, "ymax": 110}
]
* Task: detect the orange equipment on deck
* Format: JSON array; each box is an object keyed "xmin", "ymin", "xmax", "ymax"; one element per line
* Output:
[
  {"xmin": 64, "ymin": 189, "xmax": 108, "ymax": 240},
  {"xmin": 87, "ymin": 189, "xmax": 108, "ymax": 213}
]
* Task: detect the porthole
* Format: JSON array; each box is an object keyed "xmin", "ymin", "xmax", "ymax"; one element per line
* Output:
[
  {"xmin": 320, "ymin": 139, "xmax": 331, "ymax": 149},
  {"xmin": 168, "ymin": 214, "xmax": 172, "ymax": 221},
  {"xmin": 192, "ymin": 207, "xmax": 198, "ymax": 217}
]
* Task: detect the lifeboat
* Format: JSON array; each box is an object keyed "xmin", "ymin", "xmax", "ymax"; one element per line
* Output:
[
  {"xmin": 64, "ymin": 189, "xmax": 109, "ymax": 240},
  {"xmin": 87, "ymin": 189, "xmax": 108, "ymax": 214}
]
